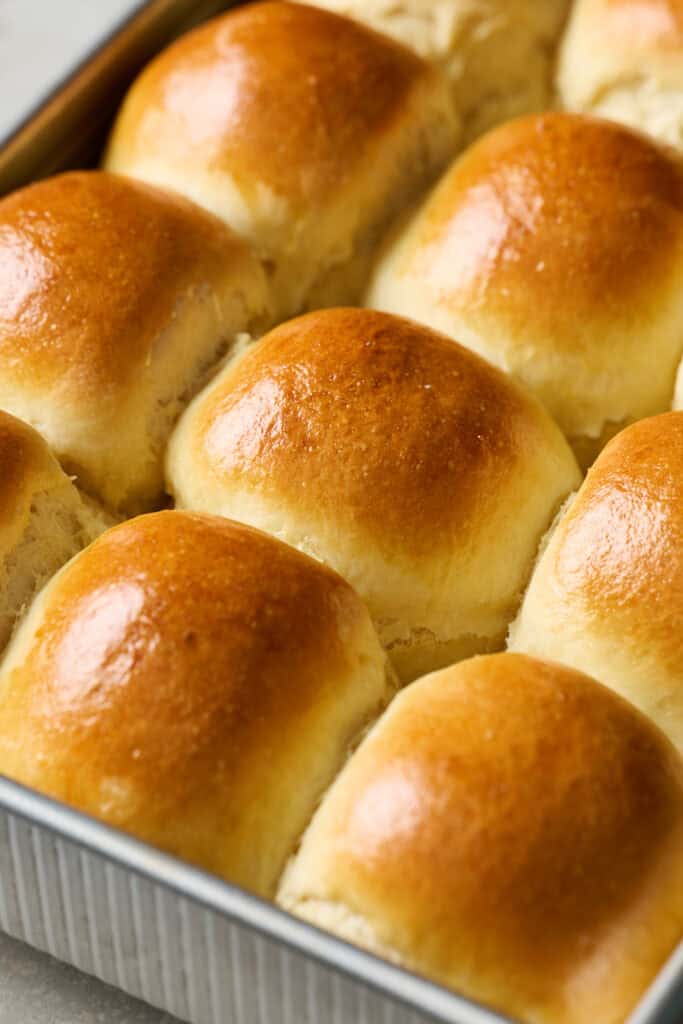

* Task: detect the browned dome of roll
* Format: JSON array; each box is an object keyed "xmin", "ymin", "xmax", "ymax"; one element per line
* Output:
[
  {"xmin": 510, "ymin": 411, "xmax": 683, "ymax": 752},
  {"xmin": 108, "ymin": 1, "xmax": 418, "ymax": 204},
  {"xmin": 179, "ymin": 311, "xmax": 533, "ymax": 545},
  {"xmin": 0, "ymin": 511, "xmax": 392, "ymax": 897},
  {"xmin": 304, "ymin": 0, "xmax": 572, "ymax": 143},
  {"xmin": 368, "ymin": 112, "xmax": 683, "ymax": 466},
  {"xmin": 0, "ymin": 170, "xmax": 270, "ymax": 513},
  {"xmin": 167, "ymin": 308, "xmax": 580, "ymax": 681},
  {"xmin": 104, "ymin": 1, "xmax": 459, "ymax": 318},
  {"xmin": 279, "ymin": 653, "xmax": 683, "ymax": 1024}
]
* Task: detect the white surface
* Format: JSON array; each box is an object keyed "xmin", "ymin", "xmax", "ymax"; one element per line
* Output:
[
  {"xmin": 0, "ymin": 932, "xmax": 180, "ymax": 1024},
  {"xmin": 0, "ymin": 0, "xmax": 143, "ymax": 141},
  {"xmin": 0, "ymin": 12, "xmax": 182, "ymax": 1024}
]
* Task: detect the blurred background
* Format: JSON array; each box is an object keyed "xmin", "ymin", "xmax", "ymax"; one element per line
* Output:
[{"xmin": 0, "ymin": 0, "xmax": 141, "ymax": 142}]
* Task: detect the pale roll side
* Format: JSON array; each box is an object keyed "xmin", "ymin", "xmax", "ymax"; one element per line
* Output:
[{"xmin": 0, "ymin": 410, "xmax": 109, "ymax": 652}]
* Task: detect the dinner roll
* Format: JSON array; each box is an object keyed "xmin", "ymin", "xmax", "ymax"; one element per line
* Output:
[
  {"xmin": 368, "ymin": 112, "xmax": 683, "ymax": 468},
  {"xmin": 0, "ymin": 171, "xmax": 270, "ymax": 515},
  {"xmin": 103, "ymin": 1, "xmax": 458, "ymax": 320},
  {"xmin": 558, "ymin": 0, "xmax": 683, "ymax": 150},
  {"xmin": 0, "ymin": 511, "xmax": 393, "ymax": 897},
  {"xmin": 305, "ymin": 0, "xmax": 571, "ymax": 143},
  {"xmin": 0, "ymin": 411, "xmax": 108, "ymax": 652},
  {"xmin": 279, "ymin": 653, "xmax": 683, "ymax": 1024},
  {"xmin": 167, "ymin": 308, "xmax": 580, "ymax": 683},
  {"xmin": 510, "ymin": 412, "xmax": 683, "ymax": 752}
]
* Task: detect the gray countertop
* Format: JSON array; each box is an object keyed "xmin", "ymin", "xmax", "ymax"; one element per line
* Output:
[
  {"xmin": 0, "ymin": 2, "xmax": 182, "ymax": 1021},
  {"xmin": 0, "ymin": 932, "xmax": 179, "ymax": 1023},
  {"xmin": 0, "ymin": 0, "xmax": 145, "ymax": 141}
]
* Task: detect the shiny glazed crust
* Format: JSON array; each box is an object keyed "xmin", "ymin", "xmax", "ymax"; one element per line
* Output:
[
  {"xmin": 0, "ymin": 511, "xmax": 393, "ymax": 898},
  {"xmin": 0, "ymin": 170, "xmax": 270, "ymax": 512},
  {"xmin": 510, "ymin": 411, "xmax": 683, "ymax": 752},
  {"xmin": 280, "ymin": 653, "xmax": 683, "ymax": 1024},
  {"xmin": 104, "ymin": 1, "xmax": 459, "ymax": 318},
  {"xmin": 559, "ymin": 0, "xmax": 683, "ymax": 149},
  {"xmin": 167, "ymin": 308, "xmax": 580, "ymax": 681},
  {"xmin": 368, "ymin": 112, "xmax": 683, "ymax": 464}
]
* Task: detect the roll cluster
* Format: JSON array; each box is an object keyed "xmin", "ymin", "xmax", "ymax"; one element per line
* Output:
[{"xmin": 1, "ymin": 3, "xmax": 683, "ymax": 1023}]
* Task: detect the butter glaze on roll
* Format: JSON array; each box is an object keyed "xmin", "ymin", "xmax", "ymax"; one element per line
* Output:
[
  {"xmin": 510, "ymin": 412, "xmax": 683, "ymax": 753},
  {"xmin": 0, "ymin": 171, "xmax": 270, "ymax": 514},
  {"xmin": 0, "ymin": 512, "xmax": 393, "ymax": 897},
  {"xmin": 279, "ymin": 653, "xmax": 683, "ymax": 1024},
  {"xmin": 167, "ymin": 308, "xmax": 580, "ymax": 682},
  {"xmin": 367, "ymin": 112, "xmax": 683, "ymax": 467},
  {"xmin": 304, "ymin": 0, "xmax": 571, "ymax": 143},
  {"xmin": 559, "ymin": 0, "xmax": 683, "ymax": 150},
  {"xmin": 104, "ymin": 1, "xmax": 458, "ymax": 319},
  {"xmin": 0, "ymin": 411, "xmax": 108, "ymax": 652}
]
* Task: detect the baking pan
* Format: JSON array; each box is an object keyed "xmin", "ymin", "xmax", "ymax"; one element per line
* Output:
[{"xmin": 0, "ymin": 3, "xmax": 682, "ymax": 1023}]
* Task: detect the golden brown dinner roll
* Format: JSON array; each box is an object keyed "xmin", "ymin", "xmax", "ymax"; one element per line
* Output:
[
  {"xmin": 279, "ymin": 653, "xmax": 683, "ymax": 1024},
  {"xmin": 103, "ymin": 1, "xmax": 458, "ymax": 319},
  {"xmin": 558, "ymin": 0, "xmax": 683, "ymax": 150},
  {"xmin": 0, "ymin": 411, "xmax": 108, "ymax": 652},
  {"xmin": 368, "ymin": 112, "xmax": 683, "ymax": 467},
  {"xmin": 0, "ymin": 511, "xmax": 393, "ymax": 897},
  {"xmin": 510, "ymin": 412, "xmax": 683, "ymax": 752},
  {"xmin": 0, "ymin": 171, "xmax": 270, "ymax": 515},
  {"xmin": 167, "ymin": 308, "xmax": 580, "ymax": 683},
  {"xmin": 305, "ymin": 0, "xmax": 571, "ymax": 143}
]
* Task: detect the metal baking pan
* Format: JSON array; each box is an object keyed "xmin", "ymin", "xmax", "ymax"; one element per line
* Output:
[{"xmin": 0, "ymin": 3, "xmax": 682, "ymax": 1022}]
